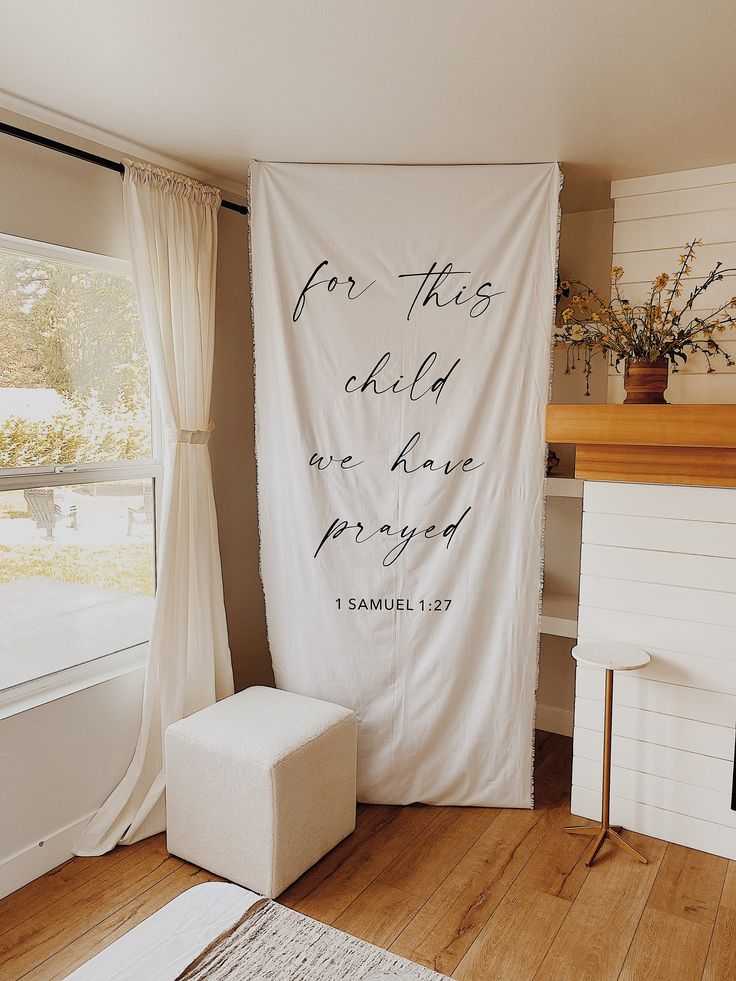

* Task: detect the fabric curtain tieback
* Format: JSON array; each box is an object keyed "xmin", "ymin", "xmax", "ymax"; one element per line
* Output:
[{"xmin": 168, "ymin": 424, "xmax": 215, "ymax": 444}]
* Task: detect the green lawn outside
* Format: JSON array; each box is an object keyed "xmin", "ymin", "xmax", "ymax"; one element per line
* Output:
[
  {"xmin": 0, "ymin": 541, "xmax": 154, "ymax": 595},
  {"xmin": 0, "ymin": 487, "xmax": 155, "ymax": 596}
]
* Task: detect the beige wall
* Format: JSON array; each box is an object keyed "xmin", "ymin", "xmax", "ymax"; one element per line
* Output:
[
  {"xmin": 537, "ymin": 207, "xmax": 614, "ymax": 731},
  {"xmin": 0, "ymin": 121, "xmax": 128, "ymax": 258},
  {"xmin": 210, "ymin": 210, "xmax": 271, "ymax": 688},
  {"xmin": 553, "ymin": 210, "xmax": 613, "ymax": 419},
  {"xmin": 549, "ymin": 208, "xmax": 613, "ymax": 473}
]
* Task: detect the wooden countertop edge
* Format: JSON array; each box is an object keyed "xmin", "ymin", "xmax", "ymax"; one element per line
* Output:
[{"xmin": 545, "ymin": 404, "xmax": 736, "ymax": 448}]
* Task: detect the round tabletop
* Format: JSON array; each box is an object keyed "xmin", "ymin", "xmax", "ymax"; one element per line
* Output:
[{"xmin": 572, "ymin": 641, "xmax": 650, "ymax": 671}]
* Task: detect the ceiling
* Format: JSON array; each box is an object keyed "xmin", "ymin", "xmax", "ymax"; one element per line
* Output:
[{"xmin": 2, "ymin": 0, "xmax": 736, "ymax": 212}]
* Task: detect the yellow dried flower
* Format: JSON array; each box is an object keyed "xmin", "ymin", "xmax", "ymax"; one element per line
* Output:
[{"xmin": 555, "ymin": 241, "xmax": 731, "ymax": 384}]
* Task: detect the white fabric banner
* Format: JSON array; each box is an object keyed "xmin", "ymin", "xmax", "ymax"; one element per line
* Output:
[{"xmin": 250, "ymin": 162, "xmax": 560, "ymax": 807}]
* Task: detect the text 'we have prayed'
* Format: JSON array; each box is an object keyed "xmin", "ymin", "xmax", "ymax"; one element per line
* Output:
[{"xmin": 292, "ymin": 259, "xmax": 504, "ymax": 568}]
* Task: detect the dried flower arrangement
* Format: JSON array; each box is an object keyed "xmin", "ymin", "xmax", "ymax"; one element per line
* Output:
[{"xmin": 554, "ymin": 240, "xmax": 736, "ymax": 401}]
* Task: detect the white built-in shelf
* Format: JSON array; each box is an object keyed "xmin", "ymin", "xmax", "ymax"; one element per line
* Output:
[
  {"xmin": 545, "ymin": 476, "xmax": 583, "ymax": 498},
  {"xmin": 540, "ymin": 591, "xmax": 578, "ymax": 638}
]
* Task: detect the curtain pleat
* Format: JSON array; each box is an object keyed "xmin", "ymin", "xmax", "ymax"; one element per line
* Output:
[{"xmin": 75, "ymin": 160, "xmax": 233, "ymax": 855}]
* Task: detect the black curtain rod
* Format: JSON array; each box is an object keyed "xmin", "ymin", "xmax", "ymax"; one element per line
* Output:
[{"xmin": 0, "ymin": 121, "xmax": 248, "ymax": 215}]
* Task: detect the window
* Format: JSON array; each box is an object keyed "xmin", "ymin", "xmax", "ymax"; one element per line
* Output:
[{"xmin": 0, "ymin": 234, "xmax": 160, "ymax": 701}]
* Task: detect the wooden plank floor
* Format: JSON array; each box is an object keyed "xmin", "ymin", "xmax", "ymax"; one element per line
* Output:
[{"xmin": 1, "ymin": 731, "xmax": 733, "ymax": 980}]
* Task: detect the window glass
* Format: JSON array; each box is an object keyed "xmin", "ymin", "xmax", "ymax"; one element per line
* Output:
[
  {"xmin": 0, "ymin": 479, "xmax": 155, "ymax": 690},
  {"xmin": 0, "ymin": 251, "xmax": 151, "ymax": 469}
]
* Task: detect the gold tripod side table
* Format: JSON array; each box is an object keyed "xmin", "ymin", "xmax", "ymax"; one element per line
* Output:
[{"xmin": 566, "ymin": 641, "xmax": 651, "ymax": 867}]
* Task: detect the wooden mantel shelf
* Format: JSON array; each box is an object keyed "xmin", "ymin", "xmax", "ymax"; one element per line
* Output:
[{"xmin": 546, "ymin": 405, "xmax": 736, "ymax": 488}]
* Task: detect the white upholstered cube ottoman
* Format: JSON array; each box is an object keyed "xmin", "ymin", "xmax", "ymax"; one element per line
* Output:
[{"xmin": 165, "ymin": 686, "xmax": 357, "ymax": 898}]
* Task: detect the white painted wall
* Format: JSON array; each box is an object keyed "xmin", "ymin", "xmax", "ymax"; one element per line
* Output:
[
  {"xmin": 0, "ymin": 671, "xmax": 144, "ymax": 898},
  {"xmin": 610, "ymin": 164, "xmax": 736, "ymax": 404},
  {"xmin": 0, "ymin": 113, "xmax": 149, "ymax": 898},
  {"xmin": 566, "ymin": 163, "xmax": 736, "ymax": 851},
  {"xmin": 571, "ymin": 481, "xmax": 736, "ymax": 860},
  {"xmin": 544, "ymin": 174, "xmax": 736, "ymax": 742}
]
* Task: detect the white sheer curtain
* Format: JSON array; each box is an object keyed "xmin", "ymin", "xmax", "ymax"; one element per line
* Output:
[{"xmin": 75, "ymin": 161, "xmax": 234, "ymax": 855}]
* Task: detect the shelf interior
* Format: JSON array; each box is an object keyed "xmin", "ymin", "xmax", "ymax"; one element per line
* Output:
[
  {"xmin": 546, "ymin": 476, "xmax": 583, "ymax": 498},
  {"xmin": 540, "ymin": 591, "xmax": 578, "ymax": 638}
]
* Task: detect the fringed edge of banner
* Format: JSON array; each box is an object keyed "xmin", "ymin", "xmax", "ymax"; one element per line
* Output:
[
  {"xmin": 530, "ymin": 163, "xmax": 565, "ymax": 809},
  {"xmin": 245, "ymin": 163, "xmax": 278, "ymax": 683}
]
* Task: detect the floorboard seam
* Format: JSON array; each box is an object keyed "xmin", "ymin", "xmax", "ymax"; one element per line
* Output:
[
  {"xmin": 15, "ymin": 860, "xmax": 190, "ymax": 981},
  {"xmin": 0, "ymin": 843, "xmax": 147, "ymax": 940},
  {"xmin": 323, "ymin": 806, "xmax": 448, "ymax": 926},
  {"xmin": 698, "ymin": 855, "xmax": 730, "ymax": 981},
  {"xmin": 613, "ymin": 840, "xmax": 669, "ymax": 981},
  {"xmin": 444, "ymin": 797, "xmax": 573, "ymax": 979}
]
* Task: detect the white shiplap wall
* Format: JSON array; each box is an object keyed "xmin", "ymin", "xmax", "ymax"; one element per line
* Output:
[
  {"xmin": 571, "ymin": 481, "xmax": 736, "ymax": 860},
  {"xmin": 609, "ymin": 166, "xmax": 736, "ymax": 404}
]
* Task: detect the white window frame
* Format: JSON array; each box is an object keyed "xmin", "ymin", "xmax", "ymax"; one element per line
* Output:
[{"xmin": 0, "ymin": 232, "xmax": 162, "ymax": 717}]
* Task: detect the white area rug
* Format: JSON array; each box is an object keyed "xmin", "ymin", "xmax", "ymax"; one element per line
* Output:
[{"xmin": 177, "ymin": 898, "xmax": 447, "ymax": 980}]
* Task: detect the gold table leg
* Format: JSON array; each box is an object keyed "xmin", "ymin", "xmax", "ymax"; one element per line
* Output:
[{"xmin": 566, "ymin": 668, "xmax": 648, "ymax": 867}]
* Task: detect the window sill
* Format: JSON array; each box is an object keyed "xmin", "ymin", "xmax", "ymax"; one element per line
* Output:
[{"xmin": 0, "ymin": 644, "xmax": 148, "ymax": 720}]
